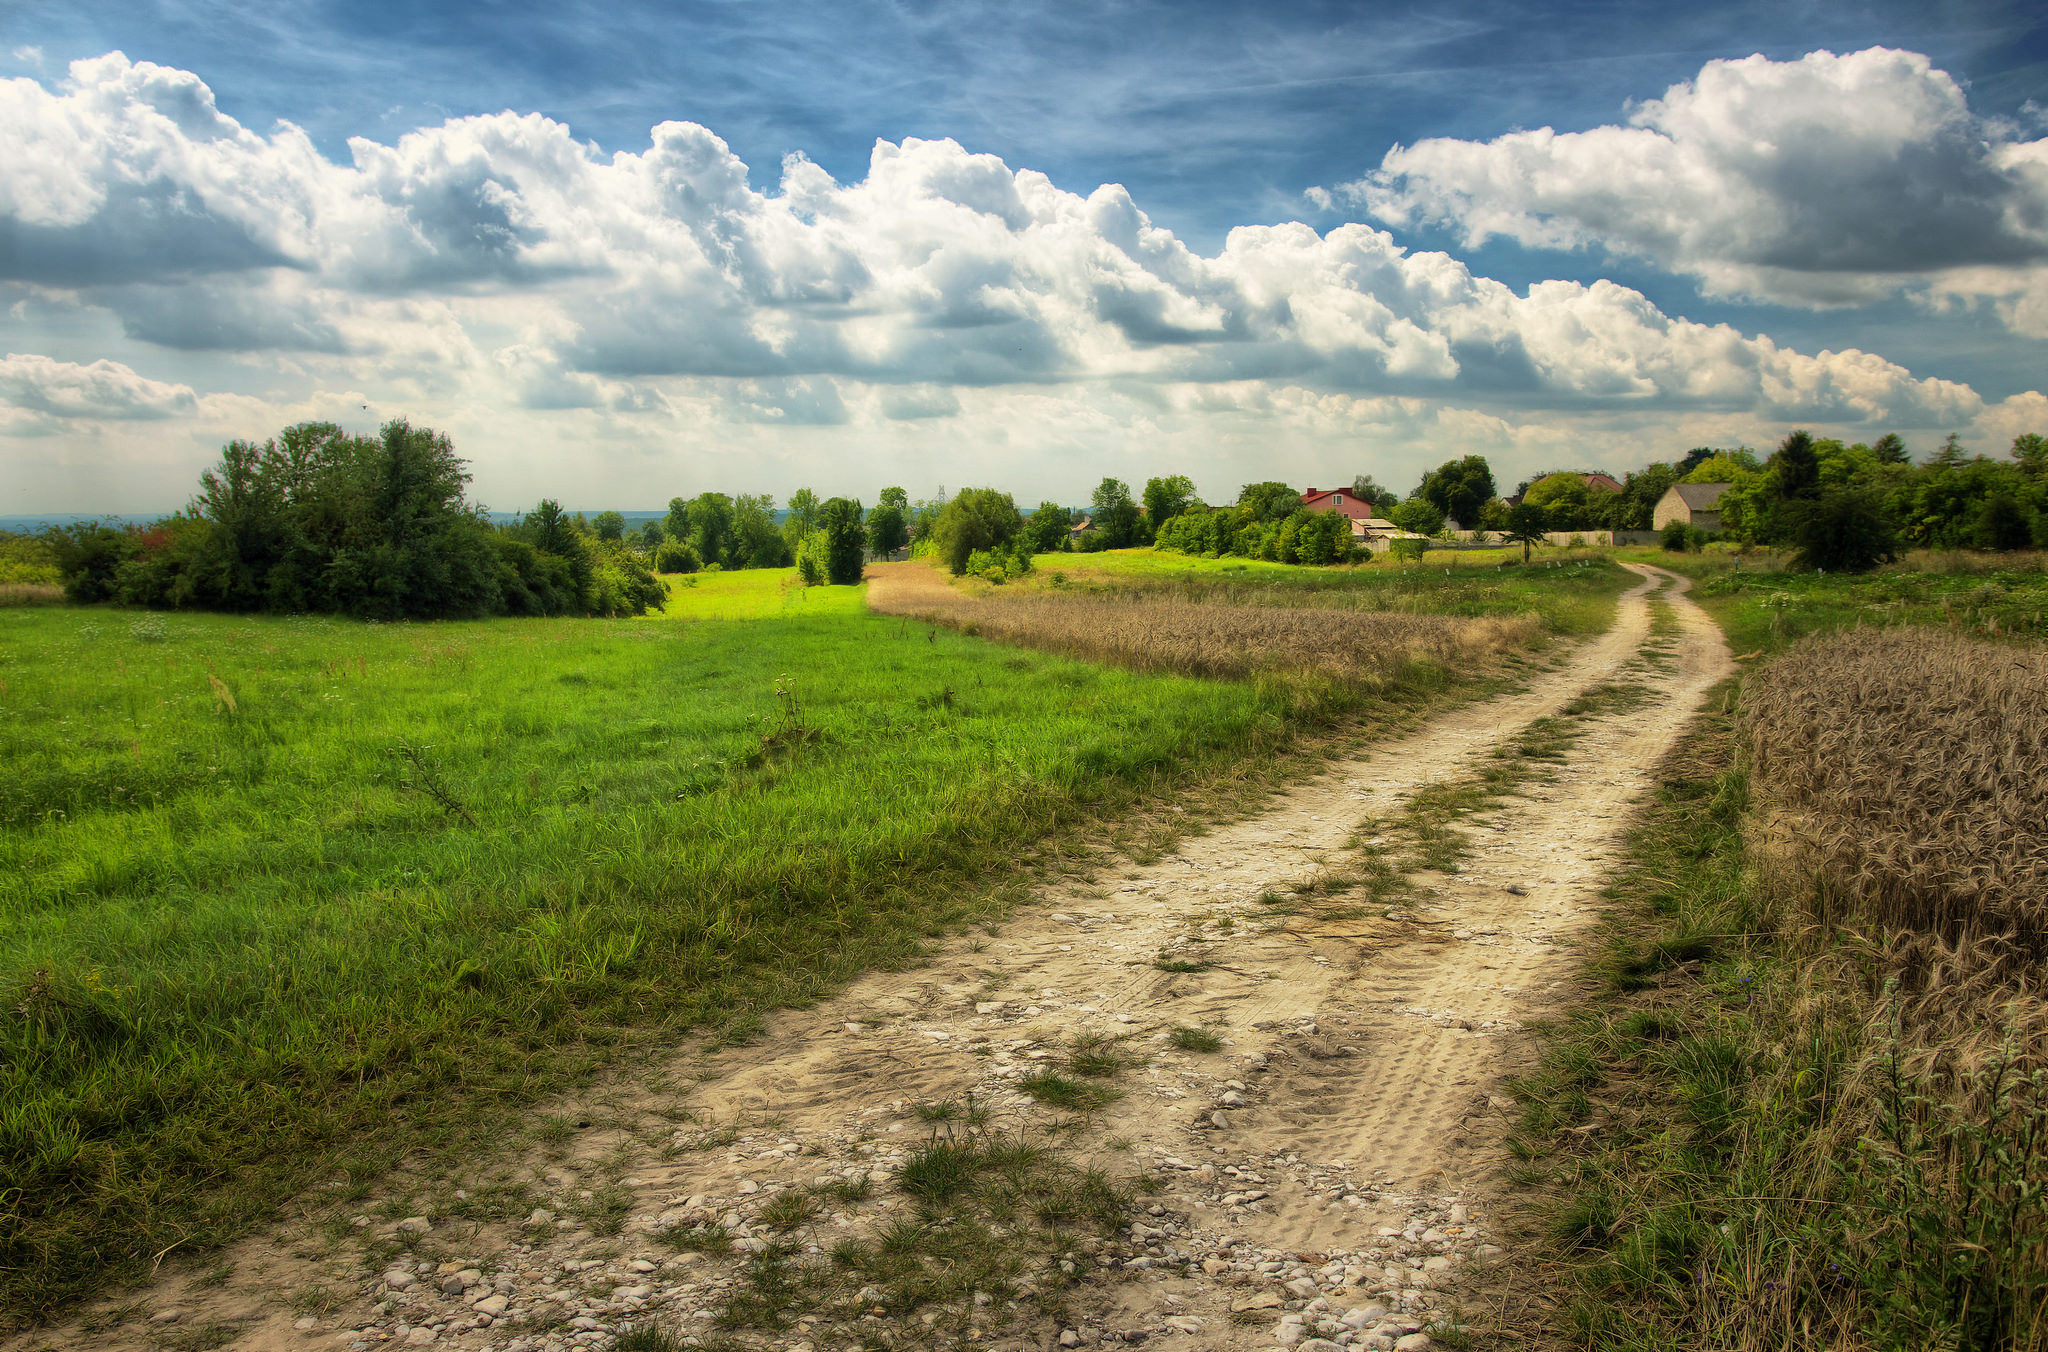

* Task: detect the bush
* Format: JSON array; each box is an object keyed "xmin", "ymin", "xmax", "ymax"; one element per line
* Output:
[
  {"xmin": 1792, "ymin": 489, "xmax": 1899, "ymax": 572},
  {"xmin": 0, "ymin": 532, "xmax": 61, "ymax": 587},
  {"xmin": 653, "ymin": 539, "xmax": 701, "ymax": 574},
  {"xmin": 1660, "ymin": 519, "xmax": 1694, "ymax": 552},
  {"xmin": 1389, "ymin": 537, "xmax": 1427, "ymax": 562},
  {"xmin": 44, "ymin": 522, "xmax": 139, "ymax": 602},
  {"xmin": 794, "ymin": 531, "xmax": 827, "ymax": 586},
  {"xmin": 1972, "ymin": 494, "xmax": 2035, "ymax": 552}
]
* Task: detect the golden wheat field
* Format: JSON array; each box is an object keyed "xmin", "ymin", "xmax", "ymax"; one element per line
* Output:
[
  {"xmin": 864, "ymin": 561, "xmax": 1541, "ymax": 684},
  {"xmin": 1744, "ymin": 627, "xmax": 2048, "ymax": 980}
]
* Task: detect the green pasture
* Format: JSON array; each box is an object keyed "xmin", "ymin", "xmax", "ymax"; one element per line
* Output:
[
  {"xmin": 0, "ymin": 551, "xmax": 1644, "ymax": 1316},
  {"xmin": 649, "ymin": 566, "xmax": 866, "ymax": 621},
  {"xmin": 0, "ymin": 576, "xmax": 1481, "ymax": 1317}
]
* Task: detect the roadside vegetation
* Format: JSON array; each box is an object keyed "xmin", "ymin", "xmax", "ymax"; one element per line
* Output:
[
  {"xmin": 1496, "ymin": 559, "xmax": 2048, "ymax": 1350},
  {"xmin": 1619, "ymin": 544, "xmax": 2048, "ymax": 651}
]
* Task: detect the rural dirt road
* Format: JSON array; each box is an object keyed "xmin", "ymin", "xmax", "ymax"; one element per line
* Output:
[{"xmin": 25, "ymin": 562, "xmax": 1731, "ymax": 1352}]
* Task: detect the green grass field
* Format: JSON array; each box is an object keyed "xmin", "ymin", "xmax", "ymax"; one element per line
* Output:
[
  {"xmin": 649, "ymin": 566, "xmax": 867, "ymax": 620},
  {"xmin": 0, "ymin": 552, "xmax": 1641, "ymax": 1318}
]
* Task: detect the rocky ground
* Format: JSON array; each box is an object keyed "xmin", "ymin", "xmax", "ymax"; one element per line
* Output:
[{"xmin": 11, "ymin": 563, "xmax": 1729, "ymax": 1352}]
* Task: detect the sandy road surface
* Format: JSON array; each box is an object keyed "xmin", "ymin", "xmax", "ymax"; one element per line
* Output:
[{"xmin": 23, "ymin": 564, "xmax": 1729, "ymax": 1352}]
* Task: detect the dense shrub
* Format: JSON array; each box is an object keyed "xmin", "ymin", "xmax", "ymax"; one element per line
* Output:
[
  {"xmin": 1791, "ymin": 488, "xmax": 1900, "ymax": 572},
  {"xmin": 653, "ymin": 539, "xmax": 701, "ymax": 574},
  {"xmin": 0, "ymin": 531, "xmax": 62, "ymax": 586}
]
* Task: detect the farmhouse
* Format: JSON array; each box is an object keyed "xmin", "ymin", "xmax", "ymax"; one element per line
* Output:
[
  {"xmin": 1654, "ymin": 482, "xmax": 1733, "ymax": 532},
  {"xmin": 1300, "ymin": 487, "xmax": 1375, "ymax": 523}
]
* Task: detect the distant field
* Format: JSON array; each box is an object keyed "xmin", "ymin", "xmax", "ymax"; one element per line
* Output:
[
  {"xmin": 1040, "ymin": 546, "xmax": 1631, "ymax": 636},
  {"xmin": 649, "ymin": 566, "xmax": 866, "ymax": 620}
]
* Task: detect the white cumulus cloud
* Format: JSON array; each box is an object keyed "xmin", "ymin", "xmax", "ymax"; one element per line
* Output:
[
  {"xmin": 0, "ymin": 351, "xmax": 197, "ymax": 420},
  {"xmin": 1349, "ymin": 47, "xmax": 2048, "ymax": 326}
]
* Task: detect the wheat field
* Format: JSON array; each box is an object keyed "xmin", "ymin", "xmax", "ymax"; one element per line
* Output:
[{"xmin": 1744, "ymin": 628, "xmax": 2048, "ymax": 980}]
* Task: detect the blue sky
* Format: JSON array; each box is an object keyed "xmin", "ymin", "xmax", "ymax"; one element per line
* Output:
[{"xmin": 3, "ymin": 0, "xmax": 2045, "ymax": 510}]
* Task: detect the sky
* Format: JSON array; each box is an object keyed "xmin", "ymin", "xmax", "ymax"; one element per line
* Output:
[{"xmin": 2, "ymin": 0, "xmax": 2046, "ymax": 513}]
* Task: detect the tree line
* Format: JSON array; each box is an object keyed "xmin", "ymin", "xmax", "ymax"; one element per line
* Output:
[
  {"xmin": 1697, "ymin": 430, "xmax": 2048, "ymax": 568},
  {"xmin": 43, "ymin": 421, "xmax": 667, "ymax": 620},
  {"xmin": 38, "ymin": 419, "xmax": 2048, "ymax": 617}
]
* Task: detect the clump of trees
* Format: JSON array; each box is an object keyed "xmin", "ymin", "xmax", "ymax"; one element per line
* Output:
[
  {"xmin": 1709, "ymin": 430, "xmax": 2048, "ymax": 567},
  {"xmin": 1152, "ymin": 480, "xmax": 1362, "ymax": 565},
  {"xmin": 931, "ymin": 488, "xmax": 1027, "ymax": 576},
  {"xmin": 45, "ymin": 420, "xmax": 664, "ymax": 619}
]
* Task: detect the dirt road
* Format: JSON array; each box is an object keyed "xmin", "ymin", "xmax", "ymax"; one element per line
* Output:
[{"xmin": 33, "ymin": 563, "xmax": 1729, "ymax": 1352}]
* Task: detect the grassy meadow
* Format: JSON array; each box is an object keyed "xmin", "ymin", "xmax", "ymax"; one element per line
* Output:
[
  {"xmin": 0, "ymin": 554, "xmax": 1634, "ymax": 1318},
  {"xmin": 1615, "ymin": 544, "xmax": 2048, "ymax": 652}
]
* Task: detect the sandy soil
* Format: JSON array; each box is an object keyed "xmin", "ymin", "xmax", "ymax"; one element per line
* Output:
[{"xmin": 17, "ymin": 563, "xmax": 1729, "ymax": 1352}]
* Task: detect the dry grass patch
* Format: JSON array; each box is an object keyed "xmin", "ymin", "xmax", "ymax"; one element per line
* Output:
[{"xmin": 867, "ymin": 560, "xmax": 1540, "ymax": 685}]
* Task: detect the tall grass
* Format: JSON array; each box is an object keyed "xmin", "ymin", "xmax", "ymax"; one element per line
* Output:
[{"xmin": 1048, "ymin": 547, "xmax": 1629, "ymax": 635}]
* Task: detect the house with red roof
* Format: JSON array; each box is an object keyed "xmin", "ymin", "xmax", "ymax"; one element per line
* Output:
[{"xmin": 1299, "ymin": 486, "xmax": 1375, "ymax": 524}]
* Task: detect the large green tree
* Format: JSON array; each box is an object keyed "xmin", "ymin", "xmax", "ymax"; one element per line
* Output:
[
  {"xmin": 1023, "ymin": 502, "xmax": 1071, "ymax": 554},
  {"xmin": 783, "ymin": 488, "xmax": 822, "ymax": 551},
  {"xmin": 592, "ymin": 510, "xmax": 626, "ymax": 542},
  {"xmin": 733, "ymin": 493, "xmax": 790, "ymax": 569},
  {"xmin": 1387, "ymin": 497, "xmax": 1446, "ymax": 536},
  {"xmin": 1772, "ymin": 430, "xmax": 1822, "ymax": 500},
  {"xmin": 686, "ymin": 492, "xmax": 734, "ymax": 568},
  {"xmin": 2011, "ymin": 433, "xmax": 2046, "ymax": 479},
  {"xmin": 1417, "ymin": 455, "xmax": 1496, "ymax": 526},
  {"xmin": 1521, "ymin": 473, "xmax": 1596, "ymax": 530},
  {"xmin": 1236, "ymin": 481, "xmax": 1301, "ymax": 523},
  {"xmin": 931, "ymin": 488, "xmax": 1023, "ymax": 575},
  {"xmin": 865, "ymin": 501, "xmax": 909, "ymax": 556},
  {"xmin": 1141, "ymin": 475, "xmax": 1198, "ymax": 530},
  {"xmin": 1091, "ymin": 478, "xmax": 1146, "ymax": 548},
  {"xmin": 819, "ymin": 497, "xmax": 867, "ymax": 584}
]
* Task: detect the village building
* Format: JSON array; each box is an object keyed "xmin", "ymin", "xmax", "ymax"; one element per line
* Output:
[
  {"xmin": 1653, "ymin": 482, "xmax": 1733, "ymax": 532},
  {"xmin": 1299, "ymin": 487, "xmax": 1376, "ymax": 524}
]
